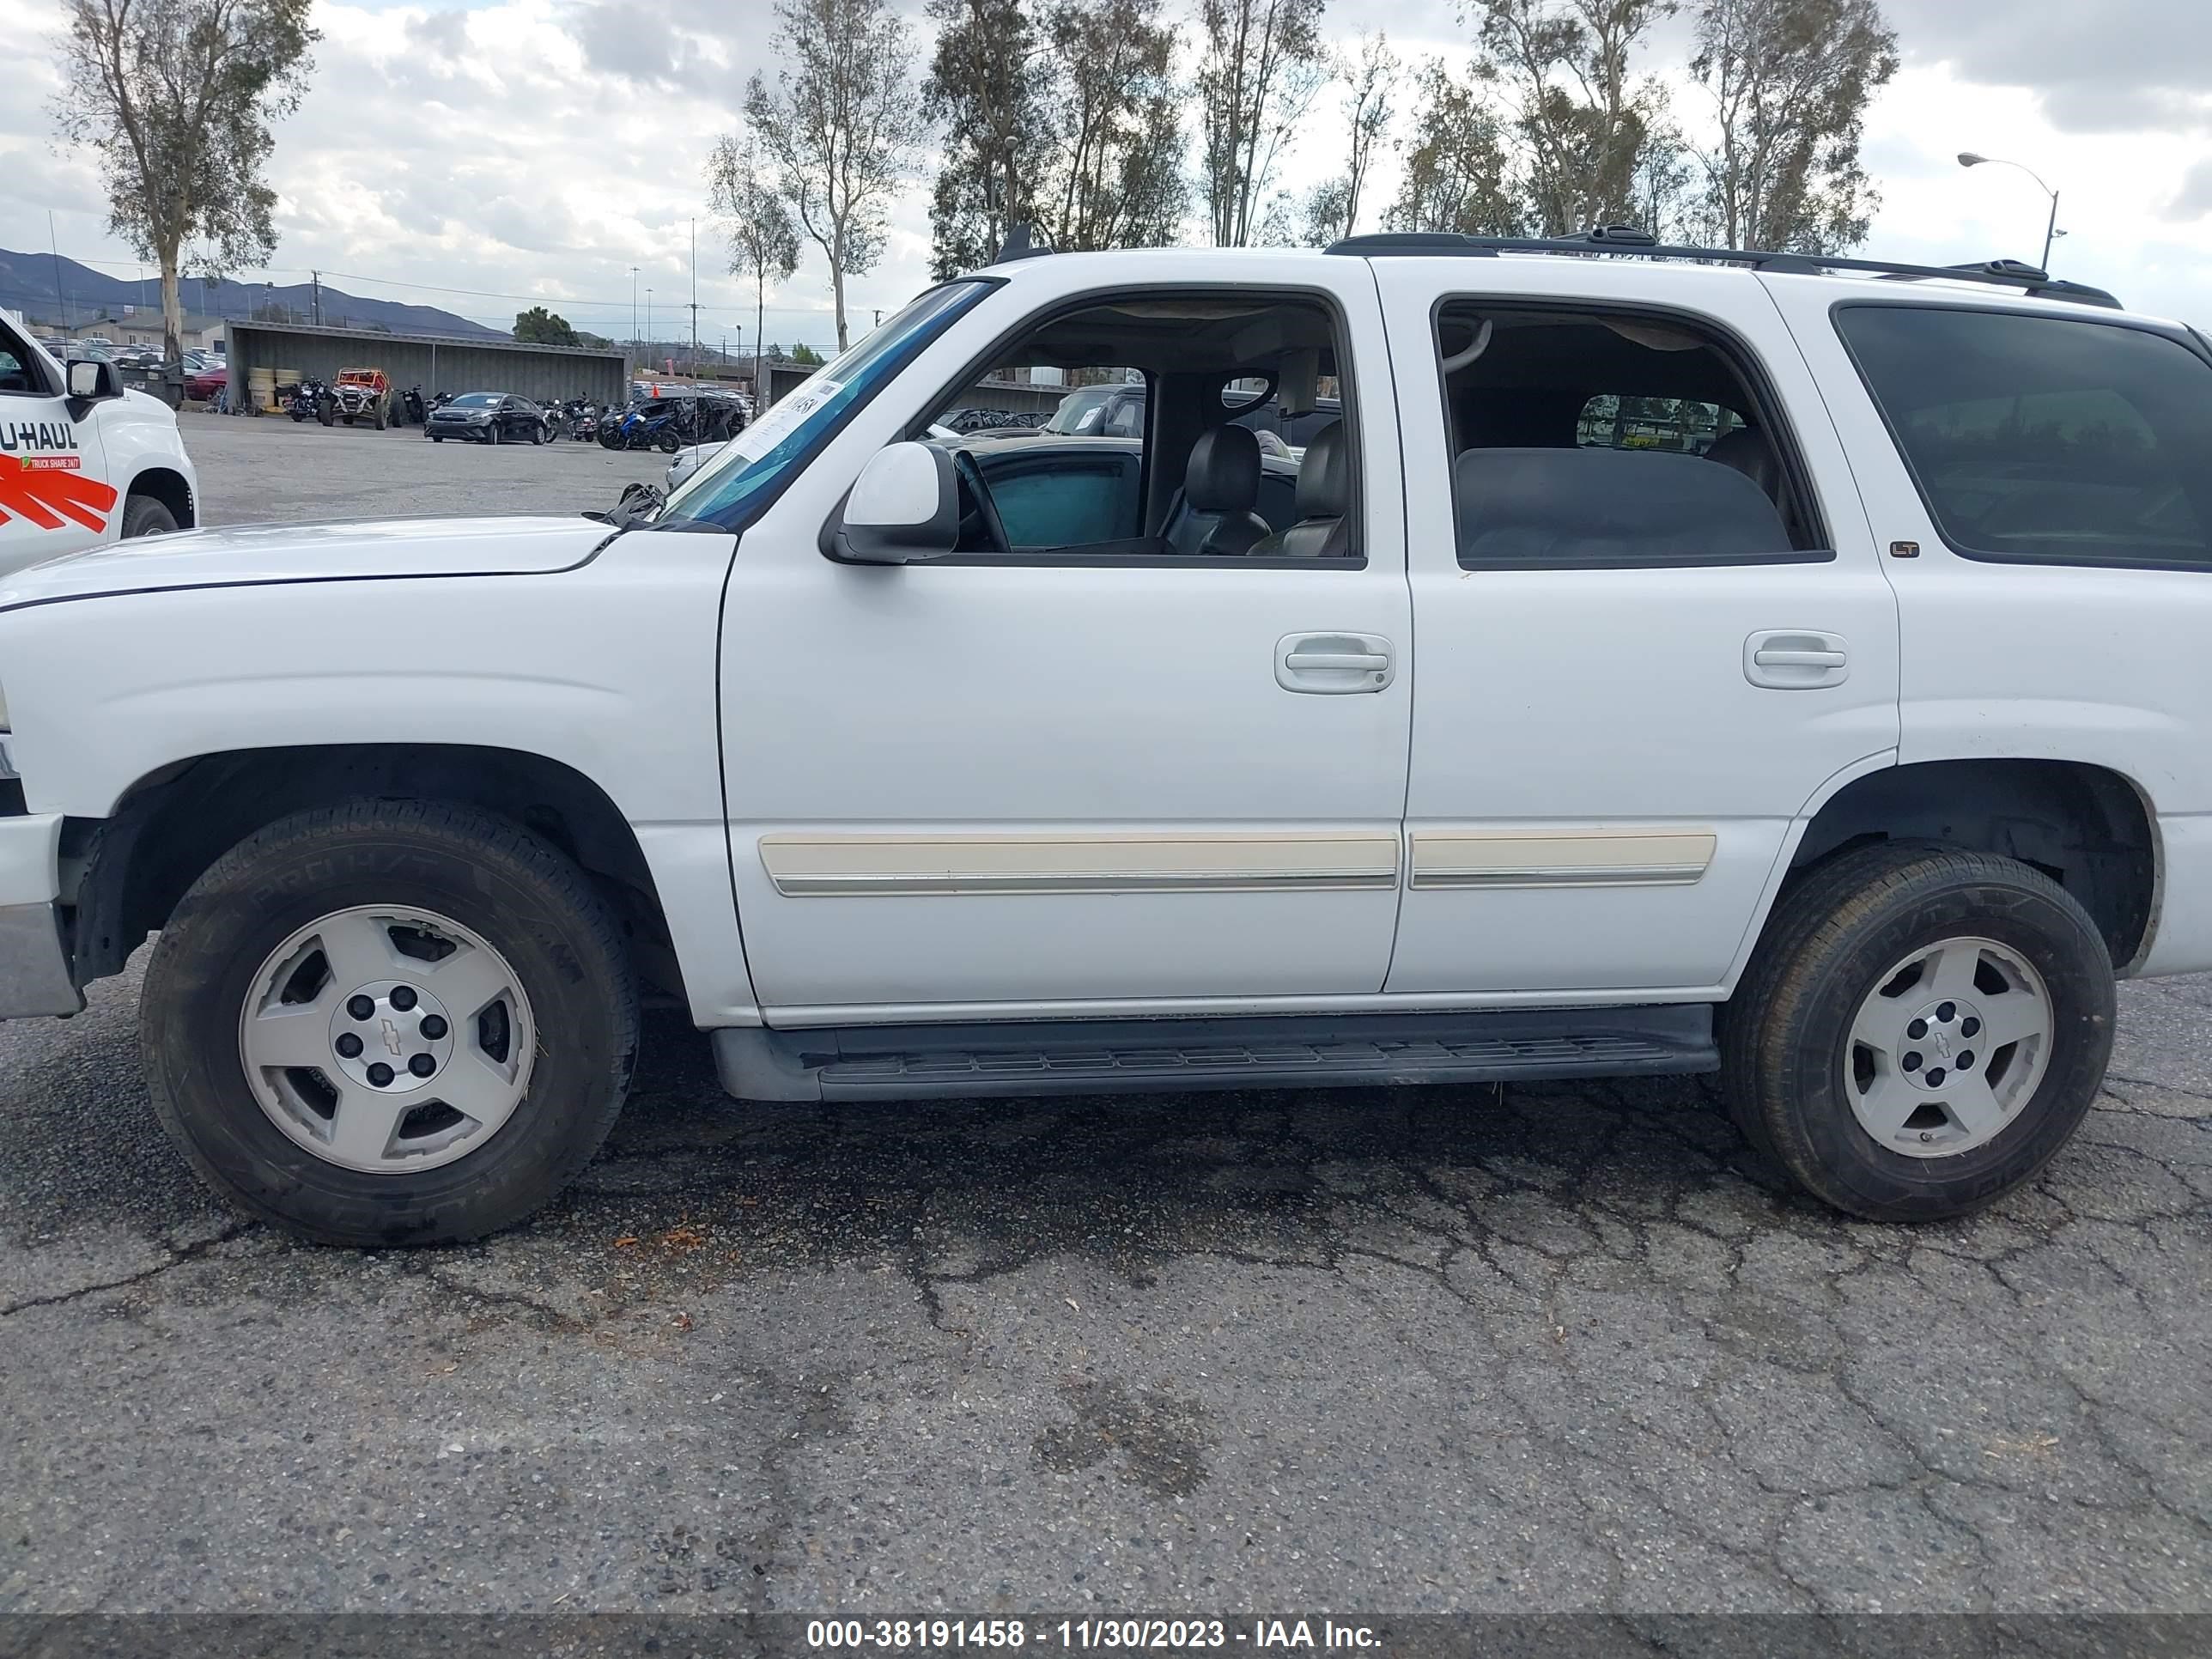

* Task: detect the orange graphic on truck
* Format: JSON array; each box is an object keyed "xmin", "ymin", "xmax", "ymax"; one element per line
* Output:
[{"xmin": 0, "ymin": 451, "xmax": 117, "ymax": 535}]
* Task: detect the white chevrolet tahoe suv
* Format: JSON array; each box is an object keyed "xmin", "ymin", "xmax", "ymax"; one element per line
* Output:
[
  {"xmin": 0, "ymin": 309, "xmax": 200, "ymax": 572},
  {"xmin": 0, "ymin": 233, "xmax": 2201, "ymax": 1245}
]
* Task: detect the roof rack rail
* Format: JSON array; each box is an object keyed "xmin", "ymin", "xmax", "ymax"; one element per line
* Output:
[
  {"xmin": 993, "ymin": 222, "xmax": 1055, "ymax": 264},
  {"xmin": 1322, "ymin": 229, "xmax": 2124, "ymax": 309}
]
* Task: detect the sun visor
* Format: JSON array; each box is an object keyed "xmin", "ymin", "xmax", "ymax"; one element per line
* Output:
[{"xmin": 1276, "ymin": 348, "xmax": 1319, "ymax": 416}]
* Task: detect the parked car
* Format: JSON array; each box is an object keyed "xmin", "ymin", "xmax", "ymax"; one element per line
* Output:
[
  {"xmin": 0, "ymin": 310, "xmax": 200, "ymax": 572},
  {"xmin": 0, "ymin": 234, "xmax": 2195, "ymax": 1246},
  {"xmin": 425, "ymin": 391, "xmax": 546, "ymax": 444},
  {"xmin": 183, "ymin": 364, "xmax": 228, "ymax": 402}
]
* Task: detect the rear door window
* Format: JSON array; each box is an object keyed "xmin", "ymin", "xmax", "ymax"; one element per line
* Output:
[{"xmin": 1835, "ymin": 307, "xmax": 2212, "ymax": 569}]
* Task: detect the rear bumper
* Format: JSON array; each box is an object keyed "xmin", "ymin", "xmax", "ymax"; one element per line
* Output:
[{"xmin": 0, "ymin": 816, "xmax": 81, "ymax": 1018}]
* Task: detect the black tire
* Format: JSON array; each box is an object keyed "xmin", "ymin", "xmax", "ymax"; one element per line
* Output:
[
  {"xmin": 119, "ymin": 494, "xmax": 178, "ymax": 538},
  {"xmin": 530, "ymin": 421, "xmax": 544, "ymax": 445},
  {"xmin": 373, "ymin": 401, "xmax": 387, "ymax": 431},
  {"xmin": 431, "ymin": 434, "xmax": 444, "ymax": 442},
  {"xmin": 489, "ymin": 421, "xmax": 502, "ymax": 445},
  {"xmin": 141, "ymin": 799, "xmax": 638, "ymax": 1247},
  {"xmin": 1721, "ymin": 842, "xmax": 2113, "ymax": 1222}
]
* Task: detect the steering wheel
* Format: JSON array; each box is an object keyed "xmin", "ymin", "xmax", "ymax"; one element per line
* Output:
[{"xmin": 951, "ymin": 447, "xmax": 1012, "ymax": 556}]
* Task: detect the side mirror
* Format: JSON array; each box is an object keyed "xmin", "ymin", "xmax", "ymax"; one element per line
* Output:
[
  {"xmin": 67, "ymin": 359, "xmax": 119, "ymax": 401},
  {"xmin": 832, "ymin": 441, "xmax": 959, "ymax": 564}
]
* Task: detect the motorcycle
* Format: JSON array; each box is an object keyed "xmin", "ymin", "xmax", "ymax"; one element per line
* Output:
[
  {"xmin": 570, "ymin": 400, "xmax": 600, "ymax": 441},
  {"xmin": 402, "ymin": 386, "xmax": 428, "ymax": 427},
  {"xmin": 289, "ymin": 379, "xmax": 335, "ymax": 424},
  {"xmin": 617, "ymin": 400, "xmax": 688, "ymax": 453},
  {"xmin": 598, "ymin": 403, "xmax": 629, "ymax": 449}
]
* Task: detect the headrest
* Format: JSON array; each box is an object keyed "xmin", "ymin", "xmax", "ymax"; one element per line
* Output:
[
  {"xmin": 1454, "ymin": 447, "xmax": 1792, "ymax": 565},
  {"xmin": 1703, "ymin": 426, "xmax": 1781, "ymax": 499},
  {"xmin": 1295, "ymin": 421, "xmax": 1350, "ymax": 520},
  {"xmin": 1186, "ymin": 424, "xmax": 1261, "ymax": 513}
]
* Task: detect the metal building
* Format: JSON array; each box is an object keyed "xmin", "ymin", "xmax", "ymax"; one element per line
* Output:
[{"xmin": 226, "ymin": 320, "xmax": 629, "ymax": 411}]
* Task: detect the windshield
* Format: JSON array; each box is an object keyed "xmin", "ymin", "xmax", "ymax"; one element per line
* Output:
[
  {"xmin": 1043, "ymin": 386, "xmax": 1121, "ymax": 434},
  {"xmin": 659, "ymin": 280, "xmax": 994, "ymax": 530},
  {"xmin": 452, "ymin": 393, "xmax": 499, "ymax": 407}
]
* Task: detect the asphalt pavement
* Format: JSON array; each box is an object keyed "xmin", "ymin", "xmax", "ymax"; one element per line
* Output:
[
  {"xmin": 2, "ymin": 418, "xmax": 2209, "ymax": 1620},
  {"xmin": 179, "ymin": 406, "xmax": 672, "ymax": 526}
]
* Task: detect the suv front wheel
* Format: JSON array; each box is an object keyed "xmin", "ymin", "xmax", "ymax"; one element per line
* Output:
[
  {"xmin": 1723, "ymin": 842, "xmax": 2114, "ymax": 1221},
  {"xmin": 142, "ymin": 799, "xmax": 638, "ymax": 1245}
]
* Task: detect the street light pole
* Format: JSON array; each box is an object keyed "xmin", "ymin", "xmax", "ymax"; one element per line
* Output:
[{"xmin": 1957, "ymin": 152, "xmax": 2062, "ymax": 270}]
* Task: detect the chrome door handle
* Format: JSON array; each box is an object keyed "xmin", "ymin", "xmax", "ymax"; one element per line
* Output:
[
  {"xmin": 1277, "ymin": 632, "xmax": 1395, "ymax": 694},
  {"xmin": 1745, "ymin": 630, "xmax": 1848, "ymax": 689}
]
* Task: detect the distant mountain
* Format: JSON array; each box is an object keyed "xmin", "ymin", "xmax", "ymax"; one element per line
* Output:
[{"xmin": 0, "ymin": 248, "xmax": 507, "ymax": 340}]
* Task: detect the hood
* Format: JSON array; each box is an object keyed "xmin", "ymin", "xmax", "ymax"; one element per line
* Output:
[{"xmin": 0, "ymin": 515, "xmax": 617, "ymax": 611}]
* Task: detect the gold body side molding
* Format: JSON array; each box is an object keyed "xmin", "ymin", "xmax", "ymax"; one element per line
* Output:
[
  {"xmin": 1410, "ymin": 828, "xmax": 1717, "ymax": 890},
  {"xmin": 759, "ymin": 831, "xmax": 1403, "ymax": 896}
]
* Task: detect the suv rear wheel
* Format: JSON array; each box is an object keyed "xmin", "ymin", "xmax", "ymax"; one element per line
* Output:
[
  {"xmin": 141, "ymin": 799, "xmax": 637, "ymax": 1245},
  {"xmin": 1722, "ymin": 842, "xmax": 2113, "ymax": 1221}
]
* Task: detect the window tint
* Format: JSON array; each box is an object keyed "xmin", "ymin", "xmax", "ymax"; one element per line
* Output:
[
  {"xmin": 1836, "ymin": 307, "xmax": 2212, "ymax": 569},
  {"xmin": 1437, "ymin": 301, "xmax": 1821, "ymax": 567},
  {"xmin": 0, "ymin": 319, "xmax": 44, "ymax": 396},
  {"xmin": 988, "ymin": 461, "xmax": 1136, "ymax": 546}
]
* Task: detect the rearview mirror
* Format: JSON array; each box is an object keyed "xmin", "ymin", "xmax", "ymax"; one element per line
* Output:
[
  {"xmin": 67, "ymin": 359, "xmax": 118, "ymax": 401},
  {"xmin": 832, "ymin": 441, "xmax": 959, "ymax": 563}
]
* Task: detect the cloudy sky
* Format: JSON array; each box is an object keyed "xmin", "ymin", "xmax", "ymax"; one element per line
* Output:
[{"xmin": 3, "ymin": 0, "xmax": 2209, "ymax": 348}]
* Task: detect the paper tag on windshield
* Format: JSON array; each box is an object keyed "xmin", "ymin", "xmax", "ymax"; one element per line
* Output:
[{"xmin": 723, "ymin": 378, "xmax": 842, "ymax": 465}]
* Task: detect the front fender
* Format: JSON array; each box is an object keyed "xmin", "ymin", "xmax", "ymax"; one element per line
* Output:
[{"xmin": 0, "ymin": 526, "xmax": 762, "ymax": 1024}]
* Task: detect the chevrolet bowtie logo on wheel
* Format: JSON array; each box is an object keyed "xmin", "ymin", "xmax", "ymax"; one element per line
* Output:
[{"xmin": 380, "ymin": 1018, "xmax": 404, "ymax": 1057}]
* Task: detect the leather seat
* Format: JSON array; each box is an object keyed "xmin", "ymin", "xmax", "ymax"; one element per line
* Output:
[
  {"xmin": 1705, "ymin": 425, "xmax": 1782, "ymax": 502},
  {"xmin": 1253, "ymin": 421, "xmax": 1352, "ymax": 558},
  {"xmin": 1166, "ymin": 426, "xmax": 1272, "ymax": 557}
]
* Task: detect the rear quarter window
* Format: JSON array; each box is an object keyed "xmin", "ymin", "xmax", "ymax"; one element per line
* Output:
[{"xmin": 1836, "ymin": 306, "xmax": 2212, "ymax": 569}]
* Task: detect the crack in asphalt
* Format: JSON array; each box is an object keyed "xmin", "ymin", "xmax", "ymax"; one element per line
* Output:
[
  {"xmin": 0, "ymin": 1222, "xmax": 252, "ymax": 1318},
  {"xmin": 3, "ymin": 982, "xmax": 2211, "ymax": 1613}
]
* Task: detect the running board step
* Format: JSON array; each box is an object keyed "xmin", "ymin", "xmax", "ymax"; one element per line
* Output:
[{"xmin": 712, "ymin": 1006, "xmax": 1717, "ymax": 1103}]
